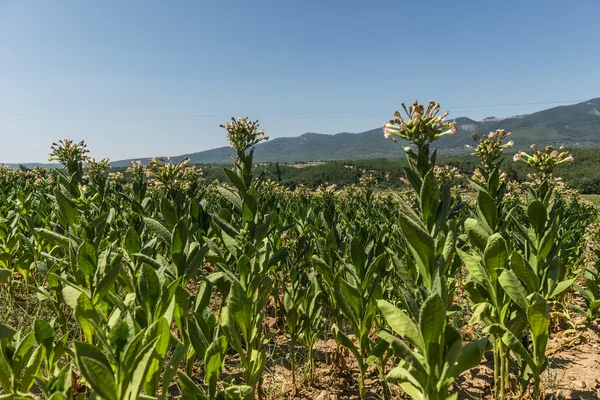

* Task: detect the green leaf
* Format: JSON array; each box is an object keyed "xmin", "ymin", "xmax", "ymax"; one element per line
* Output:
[
  {"xmin": 143, "ymin": 217, "xmax": 172, "ymax": 244},
  {"xmin": 510, "ymin": 251, "xmax": 539, "ymax": 292},
  {"xmin": 223, "ymin": 168, "xmax": 247, "ymax": 194},
  {"xmin": 419, "ymin": 294, "xmax": 445, "ymax": 349},
  {"xmin": 468, "ymin": 302, "xmax": 494, "ymax": 325},
  {"xmin": 527, "ymin": 200, "xmax": 547, "ymax": 234},
  {"xmin": 177, "ymin": 370, "xmax": 208, "ymax": 399},
  {"xmin": 377, "ymin": 300, "xmax": 424, "ymax": 351},
  {"xmin": 398, "ymin": 213, "xmax": 435, "ymax": 287},
  {"xmin": 224, "ymin": 385, "xmax": 254, "ymax": 400},
  {"xmin": 217, "ymin": 186, "xmax": 243, "ymax": 211},
  {"xmin": 122, "ymin": 338, "xmax": 159, "ymax": 400},
  {"xmin": 483, "ymin": 234, "xmax": 508, "ymax": 279},
  {"xmin": 386, "ymin": 367, "xmax": 424, "ymax": 399},
  {"xmin": 457, "ymin": 249, "xmax": 495, "ymax": 303},
  {"xmin": 94, "ymin": 251, "xmax": 123, "ymax": 304},
  {"xmin": 75, "ymin": 342, "xmax": 117, "ymax": 400},
  {"xmin": 13, "ymin": 331, "xmax": 35, "ymax": 376},
  {"xmin": 0, "ymin": 269, "xmax": 11, "ymax": 284},
  {"xmin": 160, "ymin": 198, "xmax": 178, "ymax": 230},
  {"xmin": 498, "ymin": 269, "xmax": 529, "ymax": 311},
  {"xmin": 204, "ymin": 336, "xmax": 227, "ymax": 399},
  {"xmin": 34, "ymin": 319, "xmax": 54, "ymax": 351},
  {"xmin": 350, "ymin": 238, "xmax": 366, "ymax": 274},
  {"xmin": 527, "ymin": 294, "xmax": 550, "ymax": 367},
  {"xmin": 125, "ymin": 228, "xmax": 142, "ymax": 255},
  {"xmin": 162, "ymin": 343, "xmax": 186, "ymax": 397},
  {"xmin": 419, "ymin": 169, "xmax": 439, "ymax": 229},
  {"xmin": 501, "ymin": 327, "xmax": 538, "ymax": 374},
  {"xmin": 333, "ymin": 325, "xmax": 361, "ymax": 365},
  {"xmin": 77, "ymin": 242, "xmax": 97, "ymax": 280},
  {"xmin": 35, "ymin": 228, "xmax": 70, "ymax": 248},
  {"xmin": 334, "ymin": 278, "xmax": 360, "ymax": 329},
  {"xmin": 212, "ymin": 215, "xmax": 240, "ymax": 239},
  {"xmin": 54, "ymin": 188, "xmax": 79, "ymax": 230},
  {"xmin": 0, "ymin": 351, "xmax": 11, "ymax": 392},
  {"xmin": 550, "ymin": 278, "xmax": 576, "ymax": 299},
  {"xmin": 21, "ymin": 344, "xmax": 44, "ymax": 392},
  {"xmin": 0, "ymin": 323, "xmax": 17, "ymax": 340},
  {"xmin": 378, "ymin": 330, "xmax": 427, "ymax": 380},
  {"xmin": 143, "ymin": 318, "xmax": 170, "ymax": 394},
  {"xmin": 476, "ymin": 190, "xmax": 497, "ymax": 231},
  {"xmin": 443, "ymin": 338, "xmax": 489, "ymax": 386},
  {"xmin": 227, "ymin": 281, "xmax": 252, "ymax": 341},
  {"xmin": 137, "ymin": 264, "xmax": 162, "ymax": 318},
  {"xmin": 80, "ymin": 356, "xmax": 118, "ymax": 400}
]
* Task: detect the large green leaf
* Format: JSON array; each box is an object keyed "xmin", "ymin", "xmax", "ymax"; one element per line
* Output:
[
  {"xmin": 457, "ymin": 249, "xmax": 495, "ymax": 303},
  {"xmin": 74, "ymin": 342, "xmax": 117, "ymax": 400},
  {"xmin": 527, "ymin": 200, "xmax": 547, "ymax": 235},
  {"xmin": 205, "ymin": 336, "xmax": 228, "ymax": 400},
  {"xmin": 419, "ymin": 294, "xmax": 445, "ymax": 351},
  {"xmin": 77, "ymin": 241, "xmax": 97, "ymax": 280},
  {"xmin": 442, "ymin": 338, "xmax": 489, "ymax": 386},
  {"xmin": 160, "ymin": 198, "xmax": 178, "ymax": 230},
  {"xmin": 35, "ymin": 228, "xmax": 70, "ymax": 248},
  {"xmin": 177, "ymin": 370, "xmax": 208, "ymax": 400},
  {"xmin": 527, "ymin": 294, "xmax": 550, "ymax": 367},
  {"xmin": 227, "ymin": 281, "xmax": 252, "ymax": 341},
  {"xmin": 510, "ymin": 251, "xmax": 539, "ymax": 292},
  {"xmin": 378, "ymin": 331, "xmax": 427, "ymax": 381},
  {"xmin": 550, "ymin": 278, "xmax": 576, "ymax": 299},
  {"xmin": 476, "ymin": 190, "xmax": 497, "ymax": 232},
  {"xmin": 12, "ymin": 331, "xmax": 35, "ymax": 377},
  {"xmin": 21, "ymin": 344, "xmax": 44, "ymax": 392},
  {"xmin": 143, "ymin": 318, "xmax": 171, "ymax": 394},
  {"xmin": 419, "ymin": 169, "xmax": 439, "ymax": 230},
  {"xmin": 483, "ymin": 234, "xmax": 508, "ymax": 280},
  {"xmin": 137, "ymin": 264, "xmax": 162, "ymax": 318},
  {"xmin": 224, "ymin": 385, "xmax": 254, "ymax": 400},
  {"xmin": 143, "ymin": 217, "xmax": 172, "ymax": 244},
  {"xmin": 54, "ymin": 188, "xmax": 79, "ymax": 231},
  {"xmin": 122, "ymin": 338, "xmax": 159, "ymax": 400},
  {"xmin": 501, "ymin": 328, "xmax": 538, "ymax": 374},
  {"xmin": 217, "ymin": 186, "xmax": 242, "ymax": 211},
  {"xmin": 498, "ymin": 269, "xmax": 529, "ymax": 311},
  {"xmin": 377, "ymin": 300, "xmax": 424, "ymax": 351},
  {"xmin": 398, "ymin": 213, "xmax": 435, "ymax": 286},
  {"xmin": 0, "ymin": 269, "xmax": 11, "ymax": 284},
  {"xmin": 0, "ymin": 324, "xmax": 17, "ymax": 340}
]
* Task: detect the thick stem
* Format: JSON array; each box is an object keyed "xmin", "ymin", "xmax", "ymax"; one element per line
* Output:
[
  {"xmin": 359, "ymin": 366, "xmax": 366, "ymax": 400},
  {"xmin": 501, "ymin": 342, "xmax": 509, "ymax": 399},
  {"xmin": 379, "ymin": 355, "xmax": 389, "ymax": 400},
  {"xmin": 291, "ymin": 336, "xmax": 296, "ymax": 391},
  {"xmin": 494, "ymin": 340, "xmax": 500, "ymax": 399},
  {"xmin": 533, "ymin": 376, "xmax": 540, "ymax": 400}
]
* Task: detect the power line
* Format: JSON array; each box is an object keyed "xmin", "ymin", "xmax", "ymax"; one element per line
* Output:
[{"xmin": 0, "ymin": 99, "xmax": 590, "ymax": 120}]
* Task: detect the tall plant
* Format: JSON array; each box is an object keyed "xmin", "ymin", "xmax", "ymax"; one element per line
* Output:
[
  {"xmin": 379, "ymin": 102, "xmax": 488, "ymax": 400},
  {"xmin": 459, "ymin": 130, "xmax": 516, "ymax": 398}
]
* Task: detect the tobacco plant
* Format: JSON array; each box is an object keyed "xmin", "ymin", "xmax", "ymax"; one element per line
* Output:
[
  {"xmin": 380, "ymin": 102, "xmax": 488, "ymax": 400},
  {"xmin": 459, "ymin": 130, "xmax": 516, "ymax": 398}
]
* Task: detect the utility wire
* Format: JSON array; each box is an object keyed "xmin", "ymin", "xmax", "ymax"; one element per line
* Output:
[{"xmin": 0, "ymin": 99, "xmax": 591, "ymax": 120}]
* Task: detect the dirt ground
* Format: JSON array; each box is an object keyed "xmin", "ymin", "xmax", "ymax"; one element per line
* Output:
[{"xmin": 254, "ymin": 307, "xmax": 600, "ymax": 400}]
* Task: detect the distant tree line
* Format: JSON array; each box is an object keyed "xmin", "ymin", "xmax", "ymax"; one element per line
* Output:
[{"xmin": 110, "ymin": 148, "xmax": 600, "ymax": 194}]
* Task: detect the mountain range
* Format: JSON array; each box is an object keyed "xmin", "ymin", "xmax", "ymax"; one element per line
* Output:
[{"xmin": 6, "ymin": 98, "xmax": 600, "ymax": 168}]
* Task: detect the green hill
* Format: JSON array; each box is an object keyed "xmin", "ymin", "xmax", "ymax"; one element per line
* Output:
[
  {"xmin": 5, "ymin": 98, "xmax": 600, "ymax": 168},
  {"xmin": 110, "ymin": 97, "xmax": 599, "ymax": 166}
]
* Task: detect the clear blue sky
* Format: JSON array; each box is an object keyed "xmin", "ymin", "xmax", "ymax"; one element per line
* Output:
[{"xmin": 1, "ymin": 0, "xmax": 599, "ymax": 163}]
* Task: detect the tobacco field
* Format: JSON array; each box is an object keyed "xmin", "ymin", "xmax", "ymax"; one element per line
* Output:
[{"xmin": 1, "ymin": 102, "xmax": 599, "ymax": 399}]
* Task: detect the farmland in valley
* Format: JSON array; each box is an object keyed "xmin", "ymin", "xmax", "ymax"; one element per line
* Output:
[{"xmin": 2, "ymin": 104, "xmax": 600, "ymax": 399}]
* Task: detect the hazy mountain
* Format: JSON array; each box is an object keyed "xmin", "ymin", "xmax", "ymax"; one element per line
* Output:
[{"xmin": 6, "ymin": 98, "xmax": 600, "ymax": 168}]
